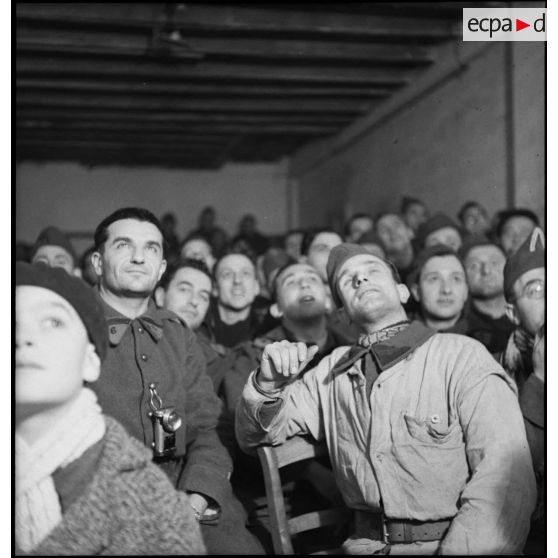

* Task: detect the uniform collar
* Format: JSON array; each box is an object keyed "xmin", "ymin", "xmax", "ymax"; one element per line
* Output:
[
  {"xmin": 331, "ymin": 320, "xmax": 436, "ymax": 375},
  {"xmin": 98, "ymin": 294, "xmax": 180, "ymax": 346}
]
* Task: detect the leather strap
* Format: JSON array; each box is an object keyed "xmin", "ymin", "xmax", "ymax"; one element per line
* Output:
[{"xmin": 355, "ymin": 510, "xmax": 452, "ymax": 544}]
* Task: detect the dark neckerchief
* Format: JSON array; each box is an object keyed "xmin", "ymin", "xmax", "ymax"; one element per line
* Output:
[{"xmin": 331, "ymin": 320, "xmax": 436, "ymax": 376}]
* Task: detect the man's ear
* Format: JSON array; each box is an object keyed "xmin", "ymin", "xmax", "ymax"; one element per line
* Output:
[
  {"xmin": 154, "ymin": 286, "xmax": 165, "ymax": 308},
  {"xmin": 91, "ymin": 251, "xmax": 103, "ymax": 277},
  {"xmin": 269, "ymin": 303, "xmax": 283, "ymax": 319},
  {"xmin": 397, "ymin": 283, "xmax": 411, "ymax": 304},
  {"xmin": 505, "ymin": 303, "xmax": 520, "ymax": 326},
  {"xmin": 157, "ymin": 259, "xmax": 167, "ymax": 282},
  {"xmin": 82, "ymin": 343, "xmax": 101, "ymax": 384},
  {"xmin": 410, "ymin": 283, "xmax": 420, "ymax": 302}
]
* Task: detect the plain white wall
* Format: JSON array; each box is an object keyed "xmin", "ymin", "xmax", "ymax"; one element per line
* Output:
[
  {"xmin": 16, "ymin": 159, "xmax": 289, "ymax": 254},
  {"xmin": 292, "ymin": 41, "xmax": 544, "ymax": 230}
]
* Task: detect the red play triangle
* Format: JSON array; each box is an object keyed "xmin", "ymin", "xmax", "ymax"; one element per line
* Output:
[{"xmin": 516, "ymin": 18, "xmax": 530, "ymax": 31}]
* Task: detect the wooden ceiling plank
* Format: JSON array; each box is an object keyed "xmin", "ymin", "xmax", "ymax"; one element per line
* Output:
[
  {"xmin": 16, "ymin": 107, "xmax": 355, "ymax": 124},
  {"xmin": 16, "ymin": 56, "xmax": 414, "ymax": 86},
  {"xmin": 16, "ymin": 3, "xmax": 458, "ymax": 40},
  {"xmin": 17, "ymin": 78, "xmax": 395, "ymax": 99},
  {"xmin": 16, "ymin": 138, "xmax": 226, "ymax": 152},
  {"xmin": 17, "ymin": 28, "xmax": 434, "ymax": 65},
  {"xmin": 16, "ymin": 90, "xmax": 375, "ymax": 113},
  {"xmin": 16, "ymin": 120, "xmax": 339, "ymax": 135}
]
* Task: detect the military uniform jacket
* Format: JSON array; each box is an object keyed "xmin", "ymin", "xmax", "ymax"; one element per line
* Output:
[{"xmin": 92, "ymin": 297, "xmax": 232, "ymax": 508}]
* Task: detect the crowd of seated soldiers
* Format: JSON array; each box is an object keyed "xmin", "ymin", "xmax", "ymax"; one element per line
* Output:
[{"xmin": 15, "ymin": 196, "xmax": 545, "ymax": 555}]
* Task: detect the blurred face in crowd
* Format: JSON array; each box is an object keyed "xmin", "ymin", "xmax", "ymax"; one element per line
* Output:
[
  {"xmin": 215, "ymin": 254, "xmax": 260, "ymax": 312},
  {"xmin": 500, "ymin": 216, "xmax": 536, "ymax": 256},
  {"xmin": 411, "ymin": 255, "xmax": 468, "ymax": 324},
  {"xmin": 15, "ymin": 286, "xmax": 100, "ymax": 419},
  {"xmin": 155, "ymin": 267, "xmax": 211, "ymax": 330},
  {"xmin": 274, "ymin": 264, "xmax": 329, "ymax": 324},
  {"xmin": 200, "ymin": 207, "xmax": 216, "ymax": 229},
  {"xmin": 403, "ymin": 202, "xmax": 428, "ymax": 233},
  {"xmin": 92, "ymin": 219, "xmax": 167, "ymax": 299},
  {"xmin": 32, "ymin": 246, "xmax": 75, "ymax": 275},
  {"xmin": 306, "ymin": 232, "xmax": 343, "ymax": 283},
  {"xmin": 337, "ymin": 254, "xmax": 409, "ymax": 327},
  {"xmin": 465, "ymin": 245, "xmax": 506, "ymax": 300},
  {"xmin": 424, "ymin": 227, "xmax": 463, "ymax": 252},
  {"xmin": 348, "ymin": 216, "xmax": 374, "ymax": 242},
  {"xmin": 461, "ymin": 204, "xmax": 490, "ymax": 236},
  {"xmin": 506, "ymin": 267, "xmax": 545, "ymax": 336},
  {"xmin": 181, "ymin": 237, "xmax": 215, "ymax": 271},
  {"xmin": 285, "ymin": 231, "xmax": 304, "ymax": 261},
  {"xmin": 375, "ymin": 214, "xmax": 413, "ymax": 253}
]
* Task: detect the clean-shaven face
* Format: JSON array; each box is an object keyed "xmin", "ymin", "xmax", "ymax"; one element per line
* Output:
[
  {"xmin": 215, "ymin": 254, "xmax": 259, "ymax": 311},
  {"xmin": 415, "ymin": 255, "xmax": 468, "ymax": 321},
  {"xmin": 307, "ymin": 232, "xmax": 343, "ymax": 282},
  {"xmin": 276, "ymin": 264, "xmax": 328, "ymax": 322},
  {"xmin": 15, "ymin": 286, "xmax": 99, "ymax": 415},
  {"xmin": 93, "ymin": 219, "xmax": 167, "ymax": 298},
  {"xmin": 159, "ymin": 267, "xmax": 211, "ymax": 329},
  {"xmin": 337, "ymin": 254, "xmax": 407, "ymax": 324},
  {"xmin": 376, "ymin": 214, "xmax": 413, "ymax": 252}
]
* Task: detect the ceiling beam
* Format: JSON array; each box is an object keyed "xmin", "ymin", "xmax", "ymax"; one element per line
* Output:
[
  {"xmin": 16, "ymin": 52, "xmax": 415, "ymax": 86},
  {"xmin": 16, "ymin": 28, "xmax": 435, "ymax": 66},
  {"xmin": 16, "ymin": 90, "xmax": 375, "ymax": 113},
  {"xmin": 17, "ymin": 78, "xmax": 396, "ymax": 99},
  {"xmin": 16, "ymin": 3, "xmax": 459, "ymax": 41},
  {"xmin": 16, "ymin": 120, "xmax": 339, "ymax": 135},
  {"xmin": 16, "ymin": 108, "xmax": 355, "ymax": 124}
]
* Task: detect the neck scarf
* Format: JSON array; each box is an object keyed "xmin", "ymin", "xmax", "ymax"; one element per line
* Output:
[
  {"xmin": 357, "ymin": 320, "xmax": 411, "ymax": 348},
  {"xmin": 16, "ymin": 388, "xmax": 106, "ymax": 552}
]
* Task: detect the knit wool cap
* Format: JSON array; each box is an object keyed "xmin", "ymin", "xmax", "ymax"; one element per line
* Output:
[
  {"xmin": 503, "ymin": 227, "xmax": 545, "ymax": 302},
  {"xmin": 406, "ymin": 244, "xmax": 464, "ymax": 288},
  {"xmin": 416, "ymin": 213, "xmax": 462, "ymax": 248},
  {"xmin": 458, "ymin": 234, "xmax": 504, "ymax": 262},
  {"xmin": 30, "ymin": 226, "xmax": 78, "ymax": 266},
  {"xmin": 16, "ymin": 262, "xmax": 108, "ymax": 361},
  {"xmin": 326, "ymin": 243, "xmax": 400, "ymax": 308}
]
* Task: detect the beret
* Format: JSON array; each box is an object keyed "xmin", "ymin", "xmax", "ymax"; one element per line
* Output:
[
  {"xmin": 503, "ymin": 227, "xmax": 545, "ymax": 302},
  {"xmin": 16, "ymin": 262, "xmax": 108, "ymax": 361},
  {"xmin": 406, "ymin": 244, "xmax": 464, "ymax": 288},
  {"xmin": 495, "ymin": 209, "xmax": 539, "ymax": 238},
  {"xmin": 416, "ymin": 213, "xmax": 462, "ymax": 248},
  {"xmin": 326, "ymin": 243, "xmax": 400, "ymax": 308},
  {"xmin": 30, "ymin": 226, "xmax": 78, "ymax": 266}
]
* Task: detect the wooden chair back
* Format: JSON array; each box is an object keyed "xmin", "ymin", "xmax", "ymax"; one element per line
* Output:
[{"xmin": 257, "ymin": 436, "xmax": 352, "ymax": 555}]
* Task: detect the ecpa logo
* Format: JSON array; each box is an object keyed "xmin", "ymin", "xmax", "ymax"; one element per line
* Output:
[{"xmin": 463, "ymin": 8, "xmax": 546, "ymax": 41}]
